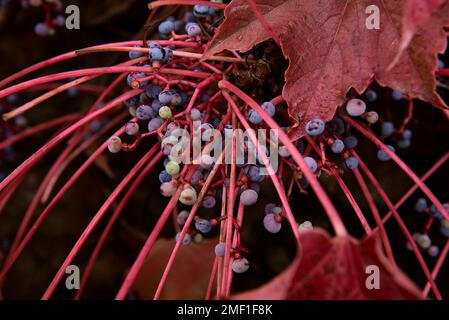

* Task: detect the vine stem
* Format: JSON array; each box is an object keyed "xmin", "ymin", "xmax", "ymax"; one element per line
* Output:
[
  {"xmin": 379, "ymin": 150, "xmax": 449, "ymax": 227},
  {"xmin": 221, "ymin": 110, "xmax": 237, "ymax": 298},
  {"xmin": 115, "ymin": 167, "xmax": 197, "ymax": 299},
  {"xmin": 205, "ymin": 257, "xmax": 219, "ymax": 300},
  {"xmin": 219, "ymin": 80, "xmax": 347, "ymax": 236},
  {"xmin": 352, "ymin": 168, "xmax": 396, "ymax": 265},
  {"xmin": 247, "ymin": 0, "xmax": 282, "ymax": 48},
  {"xmin": 0, "ymin": 124, "xmax": 126, "ymax": 283},
  {"xmin": 74, "ymin": 151, "xmax": 163, "ymax": 299},
  {"xmin": 0, "ymin": 40, "xmax": 197, "ymax": 89},
  {"xmin": 303, "ymin": 135, "xmax": 371, "ymax": 236},
  {"xmin": 352, "ymin": 152, "xmax": 442, "ymax": 299},
  {"xmin": 0, "ymin": 113, "xmax": 80, "ymax": 149},
  {"xmin": 343, "ymin": 115, "xmax": 449, "ymax": 223},
  {"xmin": 222, "ymin": 91, "xmax": 301, "ymax": 245},
  {"xmin": 0, "ymin": 89, "xmax": 141, "ymax": 193},
  {"xmin": 329, "ymin": 169, "xmax": 372, "ymax": 234},
  {"xmin": 216, "ymin": 184, "xmax": 227, "ymax": 299},
  {"xmin": 153, "ymin": 151, "xmax": 225, "ymax": 299},
  {"xmin": 423, "ymin": 238, "xmax": 449, "ymax": 296},
  {"xmin": 41, "ymin": 73, "xmax": 129, "ymax": 203},
  {"xmin": 6, "ymin": 112, "xmax": 126, "ymax": 261},
  {"xmin": 2, "ymin": 58, "xmax": 145, "ymax": 120},
  {"xmin": 0, "ymin": 67, "xmax": 206, "ymax": 107},
  {"xmin": 42, "ymin": 146, "xmax": 163, "ymax": 299},
  {"xmin": 79, "ymin": 46, "xmax": 244, "ymax": 63},
  {"xmin": 149, "ymin": 0, "xmax": 226, "ymax": 10}
]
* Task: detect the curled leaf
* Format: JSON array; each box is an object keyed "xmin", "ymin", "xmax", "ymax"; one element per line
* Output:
[{"xmin": 233, "ymin": 228, "xmax": 422, "ymax": 300}]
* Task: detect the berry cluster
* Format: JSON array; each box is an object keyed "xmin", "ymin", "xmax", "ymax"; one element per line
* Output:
[
  {"xmin": 20, "ymin": 0, "xmax": 65, "ymax": 36},
  {"xmin": 407, "ymin": 198, "xmax": 449, "ymax": 258}
]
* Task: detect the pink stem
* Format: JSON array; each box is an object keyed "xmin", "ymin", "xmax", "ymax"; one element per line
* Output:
[
  {"xmin": 330, "ymin": 169, "xmax": 372, "ymax": 234},
  {"xmin": 423, "ymin": 238, "xmax": 449, "ymax": 296},
  {"xmin": 247, "ymin": 0, "xmax": 282, "ymax": 48},
  {"xmin": 0, "ymin": 89, "xmax": 141, "ymax": 193},
  {"xmin": 115, "ymin": 167, "xmax": 197, "ymax": 300},
  {"xmin": 0, "ymin": 113, "xmax": 80, "ymax": 149},
  {"xmin": 222, "ymin": 91, "xmax": 301, "ymax": 244},
  {"xmin": 343, "ymin": 115, "xmax": 449, "ymax": 223},
  {"xmin": 205, "ymin": 257, "xmax": 219, "ymax": 300},
  {"xmin": 149, "ymin": 0, "xmax": 226, "ymax": 9},
  {"xmin": 219, "ymin": 80, "xmax": 347, "ymax": 236},
  {"xmin": 353, "ymin": 152, "xmax": 442, "ymax": 299},
  {"xmin": 221, "ymin": 111, "xmax": 237, "ymax": 298},
  {"xmin": 379, "ymin": 151, "xmax": 449, "ymax": 227},
  {"xmin": 73, "ymin": 151, "xmax": 163, "ymax": 299},
  {"xmin": 352, "ymin": 168, "xmax": 396, "ymax": 265},
  {"xmin": 42, "ymin": 146, "xmax": 162, "ymax": 299},
  {"xmin": 0, "ymin": 125, "xmax": 126, "ymax": 283},
  {"xmin": 0, "ymin": 40, "xmax": 198, "ymax": 88},
  {"xmin": 153, "ymin": 152, "xmax": 225, "ymax": 299}
]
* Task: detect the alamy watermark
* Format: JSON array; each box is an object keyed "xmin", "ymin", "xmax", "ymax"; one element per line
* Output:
[{"xmin": 164, "ymin": 121, "xmax": 280, "ymax": 175}]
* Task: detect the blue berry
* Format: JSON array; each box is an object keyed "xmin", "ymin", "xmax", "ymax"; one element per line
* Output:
[
  {"xmin": 240, "ymin": 189, "xmax": 258, "ymax": 206},
  {"xmin": 345, "ymin": 157, "xmax": 359, "ymax": 170},
  {"xmin": 175, "ymin": 232, "xmax": 191, "ymax": 245},
  {"xmin": 391, "ymin": 90, "xmax": 403, "ymax": 101},
  {"xmin": 34, "ymin": 22, "xmax": 51, "ymax": 36},
  {"xmin": 429, "ymin": 205, "xmax": 443, "ymax": 220},
  {"xmin": 305, "ymin": 119, "xmax": 325, "ymax": 136},
  {"xmin": 150, "ymin": 47, "xmax": 165, "ymax": 61},
  {"xmin": 232, "ymin": 258, "xmax": 249, "ymax": 273},
  {"xmin": 381, "ymin": 121, "xmax": 394, "ymax": 137},
  {"xmin": 261, "ymin": 101, "xmax": 275, "ymax": 117},
  {"xmin": 215, "ymin": 243, "xmax": 226, "ymax": 257},
  {"xmin": 158, "ymin": 20, "xmax": 175, "ymax": 35},
  {"xmin": 148, "ymin": 118, "xmax": 163, "ymax": 132},
  {"xmin": 327, "ymin": 117, "xmax": 345, "ymax": 135},
  {"xmin": 202, "ymin": 196, "xmax": 216, "ymax": 209},
  {"xmin": 176, "ymin": 210, "xmax": 189, "ymax": 225},
  {"xmin": 365, "ymin": 90, "xmax": 378, "ymax": 102},
  {"xmin": 136, "ymin": 104, "xmax": 155, "ymax": 120},
  {"xmin": 195, "ymin": 219, "xmax": 212, "ymax": 233},
  {"xmin": 415, "ymin": 198, "xmax": 428, "ymax": 213},
  {"xmin": 397, "ymin": 138, "xmax": 411, "ymax": 149},
  {"xmin": 151, "ymin": 99, "xmax": 162, "ymax": 112},
  {"xmin": 377, "ymin": 145, "xmax": 395, "ymax": 162},
  {"xmin": 158, "ymin": 90, "xmax": 173, "ymax": 105},
  {"xmin": 129, "ymin": 46, "xmax": 144, "ymax": 59},
  {"xmin": 331, "ymin": 139, "xmax": 345, "ymax": 153},
  {"xmin": 185, "ymin": 22, "xmax": 202, "ymax": 37},
  {"xmin": 402, "ymin": 129, "xmax": 413, "ymax": 140},
  {"xmin": 346, "ymin": 98, "xmax": 366, "ymax": 117},
  {"xmin": 263, "ymin": 213, "xmax": 282, "ymax": 233},
  {"xmin": 244, "ymin": 165, "xmax": 264, "ymax": 183},
  {"xmin": 146, "ymin": 85, "xmax": 162, "ymax": 99},
  {"xmin": 124, "ymin": 96, "xmax": 137, "ymax": 107},
  {"xmin": 193, "ymin": 5, "xmax": 211, "ymax": 18},
  {"xmin": 190, "ymin": 170, "xmax": 203, "ymax": 186},
  {"xmin": 265, "ymin": 203, "xmax": 277, "ymax": 215},
  {"xmin": 248, "ymin": 109, "xmax": 263, "ymax": 124},
  {"xmin": 343, "ymin": 135, "xmax": 358, "ymax": 149},
  {"xmin": 159, "ymin": 170, "xmax": 172, "ymax": 183},
  {"xmin": 304, "ymin": 156, "xmax": 318, "ymax": 173}
]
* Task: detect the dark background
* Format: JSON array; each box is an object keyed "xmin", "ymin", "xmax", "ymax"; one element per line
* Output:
[{"xmin": 0, "ymin": 0, "xmax": 448, "ymax": 300}]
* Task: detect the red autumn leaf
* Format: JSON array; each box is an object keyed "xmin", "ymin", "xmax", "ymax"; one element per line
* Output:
[
  {"xmin": 233, "ymin": 229, "xmax": 422, "ymax": 299},
  {"xmin": 399, "ymin": 0, "xmax": 448, "ymax": 54},
  {"xmin": 206, "ymin": 0, "xmax": 449, "ymax": 139},
  {"xmin": 131, "ymin": 238, "xmax": 217, "ymax": 299}
]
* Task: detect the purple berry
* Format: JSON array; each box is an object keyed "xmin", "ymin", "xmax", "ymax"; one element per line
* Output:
[{"xmin": 263, "ymin": 213, "xmax": 282, "ymax": 233}]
